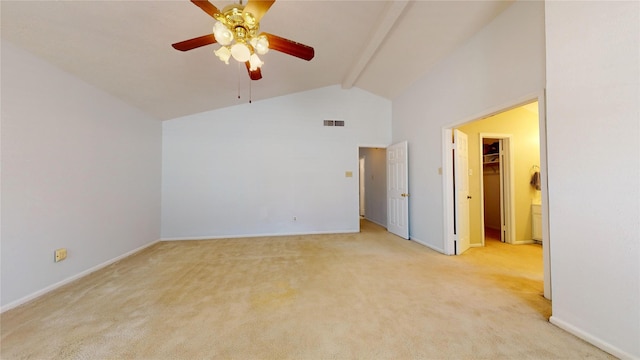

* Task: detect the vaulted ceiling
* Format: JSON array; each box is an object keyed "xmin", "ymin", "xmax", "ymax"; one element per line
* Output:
[{"xmin": 1, "ymin": 0, "xmax": 513, "ymax": 120}]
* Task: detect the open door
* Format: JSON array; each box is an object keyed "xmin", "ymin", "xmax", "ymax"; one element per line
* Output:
[
  {"xmin": 454, "ymin": 130, "xmax": 471, "ymax": 254},
  {"xmin": 387, "ymin": 141, "xmax": 409, "ymax": 239},
  {"xmin": 359, "ymin": 157, "xmax": 366, "ymax": 218}
]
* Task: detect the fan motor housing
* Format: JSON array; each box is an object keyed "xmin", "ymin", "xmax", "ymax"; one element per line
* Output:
[{"xmin": 215, "ymin": 5, "xmax": 260, "ymax": 41}]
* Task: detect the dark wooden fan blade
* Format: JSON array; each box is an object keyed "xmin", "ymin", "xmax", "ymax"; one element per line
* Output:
[
  {"xmin": 243, "ymin": 0, "xmax": 275, "ymax": 23},
  {"xmin": 245, "ymin": 62, "xmax": 263, "ymax": 80},
  {"xmin": 190, "ymin": 0, "xmax": 220, "ymax": 18},
  {"xmin": 172, "ymin": 34, "xmax": 217, "ymax": 51},
  {"xmin": 263, "ymin": 33, "xmax": 314, "ymax": 61}
]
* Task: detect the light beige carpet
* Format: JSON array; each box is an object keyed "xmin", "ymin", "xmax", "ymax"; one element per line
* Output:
[{"xmin": 1, "ymin": 221, "xmax": 613, "ymax": 359}]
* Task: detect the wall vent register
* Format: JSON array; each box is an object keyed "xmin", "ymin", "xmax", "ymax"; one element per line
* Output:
[{"xmin": 323, "ymin": 120, "xmax": 345, "ymax": 127}]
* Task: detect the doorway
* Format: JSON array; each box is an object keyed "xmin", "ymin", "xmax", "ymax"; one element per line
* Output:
[
  {"xmin": 482, "ymin": 138, "xmax": 504, "ymax": 242},
  {"xmin": 478, "ymin": 135, "xmax": 515, "ymax": 246},
  {"xmin": 442, "ymin": 96, "xmax": 550, "ymax": 299},
  {"xmin": 358, "ymin": 147, "xmax": 387, "ymax": 229}
]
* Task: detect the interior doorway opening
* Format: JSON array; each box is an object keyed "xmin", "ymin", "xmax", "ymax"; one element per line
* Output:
[
  {"xmin": 478, "ymin": 135, "xmax": 515, "ymax": 246},
  {"xmin": 443, "ymin": 95, "xmax": 550, "ymax": 300},
  {"xmin": 482, "ymin": 138, "xmax": 504, "ymax": 242},
  {"xmin": 358, "ymin": 147, "xmax": 387, "ymax": 229}
]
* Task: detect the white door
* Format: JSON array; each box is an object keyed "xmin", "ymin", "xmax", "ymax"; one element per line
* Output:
[
  {"xmin": 387, "ymin": 141, "xmax": 409, "ymax": 239},
  {"xmin": 359, "ymin": 157, "xmax": 366, "ymax": 217},
  {"xmin": 498, "ymin": 139, "xmax": 506, "ymax": 242},
  {"xmin": 454, "ymin": 130, "xmax": 471, "ymax": 254}
]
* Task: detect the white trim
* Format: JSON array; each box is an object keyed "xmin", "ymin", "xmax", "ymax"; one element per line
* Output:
[
  {"xmin": 1, "ymin": 240, "xmax": 160, "ymax": 313},
  {"xmin": 446, "ymin": 93, "xmax": 546, "ymax": 129},
  {"xmin": 410, "ymin": 236, "xmax": 445, "ymax": 254},
  {"xmin": 504, "ymin": 137, "xmax": 516, "ymax": 245},
  {"xmin": 549, "ymin": 316, "xmax": 635, "ymax": 360},
  {"xmin": 538, "ymin": 91, "xmax": 552, "ymax": 300},
  {"xmin": 442, "ymin": 129, "xmax": 455, "ymax": 255},
  {"xmin": 478, "ymin": 133, "xmax": 516, "ymax": 245},
  {"xmin": 358, "ymin": 143, "xmax": 391, "ymax": 149},
  {"xmin": 478, "ymin": 134, "xmax": 489, "ymax": 247},
  {"xmin": 161, "ymin": 229, "xmax": 360, "ymax": 241},
  {"xmin": 513, "ymin": 240, "xmax": 535, "ymax": 245}
]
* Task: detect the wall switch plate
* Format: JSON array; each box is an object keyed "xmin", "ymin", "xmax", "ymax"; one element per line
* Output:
[{"xmin": 54, "ymin": 248, "xmax": 67, "ymax": 262}]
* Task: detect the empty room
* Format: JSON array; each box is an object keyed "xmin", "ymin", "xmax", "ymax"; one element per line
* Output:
[{"xmin": 1, "ymin": 0, "xmax": 638, "ymax": 359}]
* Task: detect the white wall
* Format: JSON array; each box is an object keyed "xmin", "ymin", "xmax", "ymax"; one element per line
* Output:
[
  {"xmin": 1, "ymin": 41, "xmax": 162, "ymax": 309},
  {"xmin": 545, "ymin": 2, "xmax": 640, "ymax": 359},
  {"xmin": 162, "ymin": 86, "xmax": 391, "ymax": 239},
  {"xmin": 391, "ymin": 1, "xmax": 545, "ymax": 251}
]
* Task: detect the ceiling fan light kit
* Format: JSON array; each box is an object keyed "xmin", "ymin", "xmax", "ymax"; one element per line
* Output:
[
  {"xmin": 214, "ymin": 46, "xmax": 232, "ymax": 64},
  {"xmin": 172, "ymin": 0, "xmax": 314, "ymax": 81},
  {"xmin": 212, "ymin": 21, "xmax": 234, "ymax": 46}
]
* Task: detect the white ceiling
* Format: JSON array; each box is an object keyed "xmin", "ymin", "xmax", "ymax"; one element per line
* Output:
[{"xmin": 1, "ymin": 0, "xmax": 514, "ymax": 120}]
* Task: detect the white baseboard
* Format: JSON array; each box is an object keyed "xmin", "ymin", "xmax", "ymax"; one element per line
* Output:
[
  {"xmin": 362, "ymin": 217, "xmax": 387, "ymax": 229},
  {"xmin": 513, "ymin": 240, "xmax": 535, "ymax": 245},
  {"xmin": 1, "ymin": 240, "xmax": 160, "ymax": 314},
  {"xmin": 410, "ymin": 236, "xmax": 445, "ymax": 254},
  {"xmin": 549, "ymin": 316, "xmax": 638, "ymax": 360},
  {"xmin": 161, "ymin": 229, "xmax": 359, "ymax": 241}
]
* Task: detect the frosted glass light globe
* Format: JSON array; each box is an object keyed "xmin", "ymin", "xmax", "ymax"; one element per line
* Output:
[
  {"xmin": 251, "ymin": 35, "xmax": 269, "ymax": 55},
  {"xmin": 249, "ymin": 53, "xmax": 263, "ymax": 71},
  {"xmin": 212, "ymin": 22, "xmax": 233, "ymax": 46},
  {"xmin": 230, "ymin": 43, "xmax": 251, "ymax": 62},
  {"xmin": 214, "ymin": 46, "xmax": 231, "ymax": 64}
]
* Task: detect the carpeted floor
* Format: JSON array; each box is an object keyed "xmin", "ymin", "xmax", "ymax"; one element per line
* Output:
[{"xmin": 1, "ymin": 220, "xmax": 614, "ymax": 359}]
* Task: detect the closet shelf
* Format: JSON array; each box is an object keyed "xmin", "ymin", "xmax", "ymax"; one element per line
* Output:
[{"xmin": 483, "ymin": 153, "xmax": 500, "ymax": 165}]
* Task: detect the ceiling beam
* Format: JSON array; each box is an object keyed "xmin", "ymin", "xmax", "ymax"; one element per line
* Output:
[{"xmin": 341, "ymin": 0, "xmax": 410, "ymax": 90}]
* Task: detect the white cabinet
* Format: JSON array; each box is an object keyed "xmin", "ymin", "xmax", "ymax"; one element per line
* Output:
[{"xmin": 532, "ymin": 204, "xmax": 542, "ymax": 241}]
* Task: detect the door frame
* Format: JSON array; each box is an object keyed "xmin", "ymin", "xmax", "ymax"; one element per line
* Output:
[
  {"xmin": 359, "ymin": 156, "xmax": 366, "ymax": 218},
  {"xmin": 441, "ymin": 91, "xmax": 551, "ymax": 300},
  {"xmin": 357, "ymin": 143, "xmax": 392, "ymax": 233},
  {"xmin": 478, "ymin": 134, "xmax": 515, "ymax": 246}
]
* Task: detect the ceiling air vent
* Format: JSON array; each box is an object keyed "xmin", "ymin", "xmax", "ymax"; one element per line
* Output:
[{"xmin": 323, "ymin": 120, "xmax": 345, "ymax": 127}]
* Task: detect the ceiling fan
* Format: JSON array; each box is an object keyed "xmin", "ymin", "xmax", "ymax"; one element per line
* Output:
[{"xmin": 172, "ymin": 0, "xmax": 315, "ymax": 81}]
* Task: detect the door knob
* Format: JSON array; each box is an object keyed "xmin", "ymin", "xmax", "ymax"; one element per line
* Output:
[
  {"xmin": 467, "ymin": 195, "xmax": 472, "ymax": 199},
  {"xmin": 401, "ymin": 193, "xmax": 410, "ymax": 197}
]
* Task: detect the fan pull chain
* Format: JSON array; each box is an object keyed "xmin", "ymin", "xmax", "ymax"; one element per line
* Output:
[
  {"xmin": 237, "ymin": 62, "xmax": 241, "ymax": 99},
  {"xmin": 249, "ymin": 79, "xmax": 252, "ymax": 104}
]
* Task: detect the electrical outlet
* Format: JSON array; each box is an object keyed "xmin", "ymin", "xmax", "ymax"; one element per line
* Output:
[
  {"xmin": 54, "ymin": 248, "xmax": 67, "ymax": 262},
  {"xmin": 293, "ymin": 216, "xmax": 297, "ymax": 221}
]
